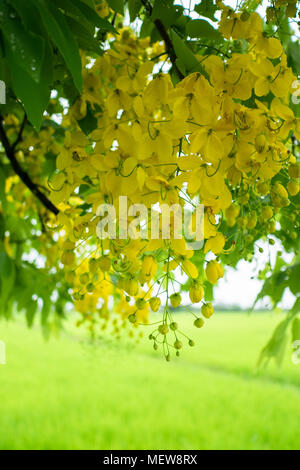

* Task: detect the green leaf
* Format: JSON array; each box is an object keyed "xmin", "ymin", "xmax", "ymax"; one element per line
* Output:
[
  {"xmin": 170, "ymin": 30, "xmax": 209, "ymax": 79},
  {"xmin": 204, "ymin": 280, "xmax": 214, "ymax": 301},
  {"xmin": 186, "ymin": 19, "xmax": 221, "ymax": 40},
  {"xmin": 66, "ymin": 16, "xmax": 103, "ymax": 55},
  {"xmin": 274, "ymin": 251, "xmax": 286, "ymax": 272},
  {"xmin": 287, "ymin": 40, "xmax": 300, "ymax": 75},
  {"xmin": 107, "ymin": 0, "xmax": 124, "ymax": 15},
  {"xmin": 276, "ymin": 15, "xmax": 291, "ymax": 49},
  {"xmin": 78, "ymin": 103, "xmax": 98, "ymax": 135},
  {"xmin": 5, "ymin": 215, "xmax": 32, "ymax": 241},
  {"xmin": 0, "ymin": 2, "xmax": 45, "ymax": 83},
  {"xmin": 0, "ymin": 251, "xmax": 13, "ymax": 276},
  {"xmin": 127, "ymin": 0, "xmax": 141, "ymax": 22},
  {"xmin": 68, "ymin": 0, "xmax": 116, "ymax": 31},
  {"xmin": 10, "ymin": 0, "xmax": 44, "ymax": 34},
  {"xmin": 171, "ymin": 30, "xmax": 199, "ymax": 74},
  {"xmin": 140, "ymin": 18, "xmax": 154, "ymax": 39},
  {"xmin": 36, "ymin": 0, "xmax": 82, "ymax": 92},
  {"xmin": 62, "ymin": 75, "xmax": 81, "ymax": 106},
  {"xmin": 289, "ymin": 263, "xmax": 300, "ymax": 296},
  {"xmin": 291, "ymin": 316, "xmax": 300, "ymax": 343},
  {"xmin": 42, "ymin": 151, "xmax": 57, "ymax": 176},
  {"xmin": 253, "ymin": 267, "xmax": 288, "ymax": 309},
  {"xmin": 41, "ymin": 297, "xmax": 51, "ymax": 326},
  {"xmin": 257, "ymin": 296, "xmax": 300, "ymax": 368},
  {"xmin": 257, "ymin": 317, "xmax": 290, "ymax": 368},
  {"xmin": 172, "ymin": 13, "xmax": 190, "ymax": 36},
  {"xmin": 195, "ymin": 0, "xmax": 218, "ymax": 22},
  {"xmin": 0, "ymin": 166, "xmax": 7, "ymax": 211},
  {"xmin": 0, "ymin": 252, "xmax": 16, "ymax": 310},
  {"xmin": 51, "ymin": 0, "xmax": 94, "ymax": 32},
  {"xmin": 291, "ymin": 295, "xmax": 300, "ymax": 313},
  {"xmin": 25, "ymin": 298, "xmax": 38, "ymax": 327},
  {"xmin": 151, "ymin": 1, "xmax": 183, "ymax": 29},
  {"xmin": 6, "ymin": 40, "xmax": 52, "ymax": 129},
  {"xmin": 0, "ymin": 214, "xmax": 5, "ymax": 240}
]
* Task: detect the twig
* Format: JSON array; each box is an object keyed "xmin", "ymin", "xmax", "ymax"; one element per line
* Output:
[
  {"xmin": 141, "ymin": 0, "xmax": 184, "ymax": 80},
  {"xmin": 153, "ymin": 18, "xmax": 184, "ymax": 80},
  {"xmin": 191, "ymin": 41, "xmax": 230, "ymax": 58},
  {"xmin": 0, "ymin": 115, "xmax": 59, "ymax": 215},
  {"xmin": 111, "ymin": 11, "xmax": 117, "ymax": 27},
  {"xmin": 12, "ymin": 114, "xmax": 27, "ymax": 151}
]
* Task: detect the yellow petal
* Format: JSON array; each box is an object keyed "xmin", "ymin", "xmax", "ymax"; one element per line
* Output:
[
  {"xmin": 181, "ymin": 259, "xmax": 198, "ymax": 279},
  {"xmin": 255, "ymin": 78, "xmax": 269, "ymax": 97},
  {"xmin": 122, "ymin": 157, "xmax": 137, "ymax": 176},
  {"xmin": 137, "ymin": 166, "xmax": 146, "ymax": 190}
]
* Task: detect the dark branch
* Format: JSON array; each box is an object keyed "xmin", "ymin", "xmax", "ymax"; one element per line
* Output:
[
  {"xmin": 12, "ymin": 114, "xmax": 27, "ymax": 152},
  {"xmin": 0, "ymin": 115, "xmax": 59, "ymax": 215},
  {"xmin": 141, "ymin": 0, "xmax": 185, "ymax": 80},
  {"xmin": 141, "ymin": 0, "xmax": 152, "ymax": 15},
  {"xmin": 111, "ymin": 11, "xmax": 117, "ymax": 27},
  {"xmin": 153, "ymin": 19, "xmax": 184, "ymax": 80}
]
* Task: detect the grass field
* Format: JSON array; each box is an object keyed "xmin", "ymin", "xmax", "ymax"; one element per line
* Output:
[{"xmin": 0, "ymin": 312, "xmax": 299, "ymax": 450}]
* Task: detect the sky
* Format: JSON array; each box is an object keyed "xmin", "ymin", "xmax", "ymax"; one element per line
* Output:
[{"xmin": 213, "ymin": 244, "xmax": 295, "ymax": 310}]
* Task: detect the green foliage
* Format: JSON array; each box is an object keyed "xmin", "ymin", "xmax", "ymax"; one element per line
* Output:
[
  {"xmin": 107, "ymin": 0, "xmax": 124, "ymax": 15},
  {"xmin": 291, "ymin": 316, "xmax": 300, "ymax": 343},
  {"xmin": 62, "ymin": 0, "xmax": 115, "ymax": 31},
  {"xmin": 77, "ymin": 103, "xmax": 99, "ymax": 135},
  {"xmin": 0, "ymin": 0, "xmax": 113, "ymax": 129},
  {"xmin": 1, "ymin": 3, "xmax": 45, "ymax": 83},
  {"xmin": 127, "ymin": 0, "xmax": 142, "ymax": 22},
  {"xmin": 186, "ymin": 19, "xmax": 221, "ymax": 40},
  {"xmin": 255, "ymin": 259, "xmax": 300, "ymax": 367},
  {"xmin": 194, "ymin": 0, "xmax": 218, "ymax": 22},
  {"xmin": 1, "ymin": 0, "xmax": 297, "ymax": 128},
  {"xmin": 0, "ymin": 167, "xmax": 7, "ymax": 210},
  {"xmin": 37, "ymin": 1, "xmax": 83, "ymax": 93},
  {"xmin": 0, "ymin": 249, "xmax": 15, "ymax": 311},
  {"xmin": 258, "ymin": 317, "xmax": 290, "ymax": 368},
  {"xmin": 151, "ymin": 0, "xmax": 183, "ymax": 29},
  {"xmin": 287, "ymin": 41, "xmax": 300, "ymax": 76},
  {"xmin": 170, "ymin": 30, "xmax": 209, "ymax": 79}
]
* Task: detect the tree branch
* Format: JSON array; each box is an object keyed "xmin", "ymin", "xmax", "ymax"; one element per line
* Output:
[
  {"xmin": 153, "ymin": 19, "xmax": 184, "ymax": 80},
  {"xmin": 12, "ymin": 114, "xmax": 27, "ymax": 152},
  {"xmin": 141, "ymin": 0, "xmax": 185, "ymax": 80},
  {"xmin": 0, "ymin": 115, "xmax": 59, "ymax": 215}
]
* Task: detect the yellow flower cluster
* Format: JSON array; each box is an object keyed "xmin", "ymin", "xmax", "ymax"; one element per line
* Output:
[{"xmin": 48, "ymin": 16, "xmax": 298, "ymax": 359}]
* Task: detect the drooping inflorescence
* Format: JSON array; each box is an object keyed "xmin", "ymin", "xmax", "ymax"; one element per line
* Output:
[{"xmin": 4, "ymin": 5, "xmax": 299, "ymax": 360}]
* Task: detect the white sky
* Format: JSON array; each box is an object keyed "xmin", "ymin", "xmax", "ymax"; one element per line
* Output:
[{"xmin": 214, "ymin": 245, "xmax": 295, "ymax": 310}]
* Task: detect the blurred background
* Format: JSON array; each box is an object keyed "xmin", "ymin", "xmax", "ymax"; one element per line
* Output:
[{"xmin": 0, "ymin": 303, "xmax": 299, "ymax": 450}]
